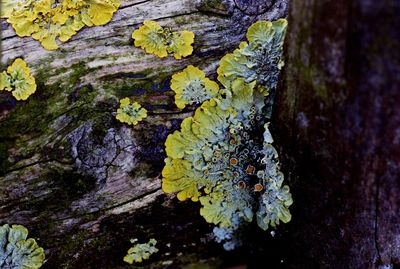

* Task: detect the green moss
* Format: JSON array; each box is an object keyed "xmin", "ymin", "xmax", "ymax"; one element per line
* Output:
[{"xmin": 57, "ymin": 229, "xmax": 92, "ymax": 268}]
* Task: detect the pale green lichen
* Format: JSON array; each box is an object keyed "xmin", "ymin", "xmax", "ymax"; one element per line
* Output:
[
  {"xmin": 132, "ymin": 20, "xmax": 195, "ymax": 59},
  {"xmin": 162, "ymin": 19, "xmax": 291, "ymax": 250},
  {"xmin": 2, "ymin": 0, "xmax": 121, "ymax": 50},
  {"xmin": 123, "ymin": 238, "xmax": 158, "ymax": 265},
  {"xmin": 0, "ymin": 58, "xmax": 37, "ymax": 100},
  {"xmin": 0, "ymin": 224, "xmax": 45, "ymax": 269},
  {"xmin": 115, "ymin": 97, "xmax": 148, "ymax": 126}
]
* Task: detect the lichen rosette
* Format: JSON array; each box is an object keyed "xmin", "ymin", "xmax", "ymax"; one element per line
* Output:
[
  {"xmin": 132, "ymin": 20, "xmax": 195, "ymax": 59},
  {"xmin": 171, "ymin": 65, "xmax": 219, "ymax": 109},
  {"xmin": 115, "ymin": 97, "xmax": 147, "ymax": 126},
  {"xmin": 0, "ymin": 58, "xmax": 37, "ymax": 101}
]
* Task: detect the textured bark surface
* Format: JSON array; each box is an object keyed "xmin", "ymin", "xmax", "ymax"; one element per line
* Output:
[
  {"xmin": 2, "ymin": 0, "xmax": 399, "ymax": 268},
  {"xmin": 272, "ymin": 0, "xmax": 400, "ymax": 268},
  {"xmin": 0, "ymin": 0, "xmax": 289, "ymax": 268}
]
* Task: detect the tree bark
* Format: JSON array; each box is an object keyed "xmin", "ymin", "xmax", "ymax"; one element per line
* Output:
[
  {"xmin": 272, "ymin": 0, "xmax": 400, "ymax": 268},
  {"xmin": 0, "ymin": 0, "xmax": 289, "ymax": 268},
  {"xmin": 2, "ymin": 0, "xmax": 399, "ymax": 268}
]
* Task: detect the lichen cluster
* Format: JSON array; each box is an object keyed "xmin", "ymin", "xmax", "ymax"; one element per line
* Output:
[
  {"xmin": 217, "ymin": 20, "xmax": 286, "ymax": 92},
  {"xmin": 0, "ymin": 224, "xmax": 45, "ymax": 269},
  {"xmin": 123, "ymin": 238, "xmax": 158, "ymax": 265},
  {"xmin": 132, "ymin": 20, "xmax": 195, "ymax": 59},
  {"xmin": 1, "ymin": 0, "xmax": 121, "ymax": 50},
  {"xmin": 162, "ymin": 19, "xmax": 292, "ymax": 250},
  {"xmin": 0, "ymin": 58, "xmax": 37, "ymax": 101},
  {"xmin": 171, "ymin": 65, "xmax": 219, "ymax": 109},
  {"xmin": 115, "ymin": 97, "xmax": 148, "ymax": 126}
]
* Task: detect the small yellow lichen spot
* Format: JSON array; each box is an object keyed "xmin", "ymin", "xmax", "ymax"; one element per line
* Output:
[
  {"xmin": 123, "ymin": 238, "xmax": 158, "ymax": 265},
  {"xmin": 132, "ymin": 20, "xmax": 195, "ymax": 59},
  {"xmin": 1, "ymin": 58, "xmax": 37, "ymax": 101},
  {"xmin": 171, "ymin": 65, "xmax": 219, "ymax": 109},
  {"xmin": 115, "ymin": 97, "xmax": 148, "ymax": 126}
]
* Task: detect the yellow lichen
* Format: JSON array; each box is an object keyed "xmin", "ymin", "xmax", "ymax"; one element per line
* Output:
[
  {"xmin": 0, "ymin": 224, "xmax": 45, "ymax": 269},
  {"xmin": 0, "ymin": 58, "xmax": 37, "ymax": 101},
  {"xmin": 171, "ymin": 65, "xmax": 219, "ymax": 109},
  {"xmin": 3, "ymin": 0, "xmax": 121, "ymax": 50},
  {"xmin": 162, "ymin": 19, "xmax": 291, "ymax": 250},
  {"xmin": 132, "ymin": 20, "xmax": 195, "ymax": 59},
  {"xmin": 132, "ymin": 20, "xmax": 169, "ymax": 58},
  {"xmin": 123, "ymin": 238, "xmax": 158, "ymax": 265},
  {"xmin": 115, "ymin": 97, "xmax": 147, "ymax": 126},
  {"xmin": 168, "ymin": 31, "xmax": 195, "ymax": 59},
  {"xmin": 217, "ymin": 19, "xmax": 287, "ymax": 92}
]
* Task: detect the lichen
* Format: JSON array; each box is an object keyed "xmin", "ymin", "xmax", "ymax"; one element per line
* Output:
[
  {"xmin": 2, "ymin": 0, "xmax": 121, "ymax": 50},
  {"xmin": 162, "ymin": 19, "xmax": 292, "ymax": 250},
  {"xmin": 217, "ymin": 19, "xmax": 287, "ymax": 93},
  {"xmin": 0, "ymin": 224, "xmax": 45, "ymax": 269},
  {"xmin": 123, "ymin": 238, "xmax": 158, "ymax": 265},
  {"xmin": 171, "ymin": 65, "xmax": 219, "ymax": 109},
  {"xmin": 115, "ymin": 97, "xmax": 147, "ymax": 125},
  {"xmin": 0, "ymin": 58, "xmax": 37, "ymax": 101},
  {"xmin": 132, "ymin": 20, "xmax": 195, "ymax": 59}
]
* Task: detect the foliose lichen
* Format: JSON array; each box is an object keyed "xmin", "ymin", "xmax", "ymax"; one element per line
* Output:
[
  {"xmin": 217, "ymin": 20, "xmax": 287, "ymax": 94},
  {"xmin": 0, "ymin": 224, "xmax": 45, "ymax": 269},
  {"xmin": 2, "ymin": 0, "xmax": 121, "ymax": 50},
  {"xmin": 132, "ymin": 20, "xmax": 195, "ymax": 59},
  {"xmin": 115, "ymin": 97, "xmax": 147, "ymax": 126},
  {"xmin": 0, "ymin": 58, "xmax": 37, "ymax": 101},
  {"xmin": 162, "ymin": 19, "xmax": 292, "ymax": 250},
  {"xmin": 171, "ymin": 65, "xmax": 219, "ymax": 109},
  {"xmin": 123, "ymin": 238, "xmax": 158, "ymax": 265}
]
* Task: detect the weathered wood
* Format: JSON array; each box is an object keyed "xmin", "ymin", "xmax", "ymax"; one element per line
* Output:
[
  {"xmin": 0, "ymin": 0, "xmax": 288, "ymax": 268},
  {"xmin": 272, "ymin": 0, "xmax": 400, "ymax": 268}
]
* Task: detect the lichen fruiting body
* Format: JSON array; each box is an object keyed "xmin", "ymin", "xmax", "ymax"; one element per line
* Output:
[
  {"xmin": 115, "ymin": 97, "xmax": 148, "ymax": 125},
  {"xmin": 123, "ymin": 238, "xmax": 158, "ymax": 265},
  {"xmin": 132, "ymin": 20, "xmax": 195, "ymax": 59},
  {"xmin": 171, "ymin": 65, "xmax": 219, "ymax": 109},
  {"xmin": 2, "ymin": 0, "xmax": 121, "ymax": 50},
  {"xmin": 0, "ymin": 224, "xmax": 45, "ymax": 269},
  {"xmin": 162, "ymin": 19, "xmax": 292, "ymax": 250},
  {"xmin": 0, "ymin": 58, "xmax": 37, "ymax": 101}
]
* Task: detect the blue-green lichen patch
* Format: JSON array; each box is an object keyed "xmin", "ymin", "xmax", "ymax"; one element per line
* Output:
[
  {"xmin": 0, "ymin": 224, "xmax": 45, "ymax": 269},
  {"xmin": 162, "ymin": 19, "xmax": 292, "ymax": 250}
]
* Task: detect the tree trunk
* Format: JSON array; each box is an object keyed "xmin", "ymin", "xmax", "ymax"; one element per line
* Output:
[
  {"xmin": 272, "ymin": 0, "xmax": 400, "ymax": 268},
  {"xmin": 0, "ymin": 0, "xmax": 289, "ymax": 268},
  {"xmin": 2, "ymin": 0, "xmax": 399, "ymax": 268}
]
